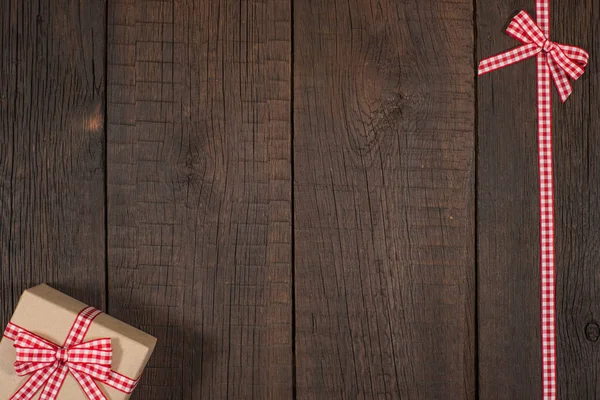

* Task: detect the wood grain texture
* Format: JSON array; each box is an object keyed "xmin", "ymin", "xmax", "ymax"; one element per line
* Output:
[
  {"xmin": 293, "ymin": 0, "xmax": 476, "ymax": 398},
  {"xmin": 551, "ymin": 0, "xmax": 598, "ymax": 397},
  {"xmin": 477, "ymin": 1, "xmax": 599, "ymax": 398},
  {"xmin": 477, "ymin": 2, "xmax": 541, "ymax": 397},
  {"xmin": 0, "ymin": 0, "xmax": 106, "ymax": 327},
  {"xmin": 106, "ymin": 0, "xmax": 292, "ymax": 398}
]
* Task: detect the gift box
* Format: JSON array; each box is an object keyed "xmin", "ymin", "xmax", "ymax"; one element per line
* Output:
[{"xmin": 0, "ymin": 284, "xmax": 157, "ymax": 399}]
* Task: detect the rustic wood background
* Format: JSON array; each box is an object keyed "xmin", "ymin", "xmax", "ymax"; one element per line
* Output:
[{"xmin": 0, "ymin": 0, "xmax": 595, "ymax": 398}]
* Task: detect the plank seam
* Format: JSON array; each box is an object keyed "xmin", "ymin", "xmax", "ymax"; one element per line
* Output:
[
  {"xmin": 473, "ymin": 0, "xmax": 480, "ymax": 397},
  {"xmin": 104, "ymin": 0, "xmax": 110, "ymax": 315},
  {"xmin": 7, "ymin": 0, "xmax": 17, "ymax": 313},
  {"xmin": 290, "ymin": 0, "xmax": 297, "ymax": 398}
]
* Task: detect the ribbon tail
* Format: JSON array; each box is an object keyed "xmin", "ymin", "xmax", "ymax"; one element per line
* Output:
[
  {"xmin": 101, "ymin": 370, "xmax": 140, "ymax": 394},
  {"xmin": 70, "ymin": 370, "xmax": 108, "ymax": 400},
  {"xmin": 548, "ymin": 58, "xmax": 573, "ymax": 102},
  {"xmin": 39, "ymin": 364, "xmax": 69, "ymax": 400},
  {"xmin": 10, "ymin": 365, "xmax": 58, "ymax": 400},
  {"xmin": 67, "ymin": 362, "xmax": 111, "ymax": 381},
  {"xmin": 478, "ymin": 43, "xmax": 540, "ymax": 75}
]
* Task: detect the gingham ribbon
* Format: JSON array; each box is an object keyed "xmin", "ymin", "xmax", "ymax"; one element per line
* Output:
[
  {"xmin": 478, "ymin": 2, "xmax": 588, "ymax": 399},
  {"xmin": 479, "ymin": 10, "xmax": 588, "ymax": 102},
  {"xmin": 3, "ymin": 306, "xmax": 140, "ymax": 399}
]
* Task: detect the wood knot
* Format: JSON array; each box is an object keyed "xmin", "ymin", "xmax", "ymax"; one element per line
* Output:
[
  {"xmin": 84, "ymin": 103, "xmax": 103, "ymax": 132},
  {"xmin": 172, "ymin": 140, "xmax": 208, "ymax": 194},
  {"xmin": 585, "ymin": 322, "xmax": 600, "ymax": 342},
  {"xmin": 344, "ymin": 35, "xmax": 404, "ymax": 165}
]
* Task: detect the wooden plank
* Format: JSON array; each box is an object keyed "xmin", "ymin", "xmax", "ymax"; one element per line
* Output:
[
  {"xmin": 477, "ymin": 2, "xmax": 541, "ymax": 397},
  {"xmin": 476, "ymin": 9, "xmax": 541, "ymax": 395},
  {"xmin": 293, "ymin": 0, "xmax": 476, "ymax": 398},
  {"xmin": 551, "ymin": 0, "xmax": 597, "ymax": 397},
  {"xmin": 0, "ymin": 0, "xmax": 106, "ymax": 326},
  {"xmin": 106, "ymin": 0, "xmax": 292, "ymax": 398},
  {"xmin": 476, "ymin": 1, "xmax": 599, "ymax": 397}
]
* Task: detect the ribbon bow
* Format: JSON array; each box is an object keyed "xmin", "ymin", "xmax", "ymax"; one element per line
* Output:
[
  {"xmin": 5, "ymin": 306, "xmax": 139, "ymax": 400},
  {"xmin": 478, "ymin": 10, "xmax": 589, "ymax": 102},
  {"xmin": 14, "ymin": 330, "xmax": 112, "ymax": 388}
]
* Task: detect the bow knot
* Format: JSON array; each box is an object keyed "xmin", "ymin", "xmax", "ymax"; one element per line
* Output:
[
  {"xmin": 55, "ymin": 348, "xmax": 68, "ymax": 363},
  {"xmin": 542, "ymin": 39, "xmax": 555, "ymax": 53},
  {"xmin": 478, "ymin": 10, "xmax": 588, "ymax": 102}
]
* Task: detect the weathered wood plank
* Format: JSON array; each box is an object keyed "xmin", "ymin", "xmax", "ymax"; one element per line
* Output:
[
  {"xmin": 476, "ymin": 1, "xmax": 540, "ymax": 393},
  {"xmin": 0, "ymin": 0, "xmax": 106, "ymax": 326},
  {"xmin": 106, "ymin": 0, "xmax": 292, "ymax": 398},
  {"xmin": 293, "ymin": 0, "xmax": 476, "ymax": 398},
  {"xmin": 551, "ymin": 0, "xmax": 598, "ymax": 397},
  {"xmin": 477, "ymin": 2, "xmax": 542, "ymax": 397},
  {"xmin": 477, "ymin": 1, "xmax": 599, "ymax": 397}
]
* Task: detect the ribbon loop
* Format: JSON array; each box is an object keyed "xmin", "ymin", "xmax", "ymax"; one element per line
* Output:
[{"xmin": 478, "ymin": 10, "xmax": 588, "ymax": 102}]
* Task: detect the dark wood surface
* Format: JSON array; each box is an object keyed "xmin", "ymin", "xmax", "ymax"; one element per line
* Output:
[
  {"xmin": 293, "ymin": 0, "xmax": 475, "ymax": 398},
  {"xmin": 1, "ymin": 0, "xmax": 597, "ymax": 398},
  {"xmin": 0, "ymin": 0, "xmax": 106, "ymax": 323},
  {"xmin": 107, "ymin": 0, "xmax": 292, "ymax": 398},
  {"xmin": 476, "ymin": 1, "xmax": 542, "ymax": 398},
  {"xmin": 477, "ymin": 0, "xmax": 599, "ymax": 398},
  {"xmin": 552, "ymin": 1, "xmax": 600, "ymax": 397}
]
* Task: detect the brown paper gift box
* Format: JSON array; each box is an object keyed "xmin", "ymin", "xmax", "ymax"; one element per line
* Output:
[{"xmin": 0, "ymin": 284, "xmax": 157, "ymax": 399}]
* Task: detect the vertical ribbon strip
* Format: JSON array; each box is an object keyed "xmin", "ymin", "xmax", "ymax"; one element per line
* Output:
[
  {"xmin": 478, "ymin": 2, "xmax": 588, "ymax": 399},
  {"xmin": 535, "ymin": 2, "xmax": 556, "ymax": 398}
]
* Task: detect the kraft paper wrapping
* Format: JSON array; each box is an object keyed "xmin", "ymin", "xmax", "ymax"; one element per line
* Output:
[{"xmin": 0, "ymin": 284, "xmax": 156, "ymax": 399}]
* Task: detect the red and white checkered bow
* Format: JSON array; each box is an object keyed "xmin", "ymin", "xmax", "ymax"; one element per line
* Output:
[
  {"xmin": 5, "ymin": 306, "xmax": 140, "ymax": 400},
  {"xmin": 479, "ymin": 10, "xmax": 588, "ymax": 102},
  {"xmin": 13, "ymin": 331, "xmax": 112, "ymax": 397}
]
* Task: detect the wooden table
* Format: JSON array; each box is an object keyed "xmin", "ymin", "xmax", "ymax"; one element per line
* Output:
[{"xmin": 0, "ymin": 0, "xmax": 596, "ymax": 398}]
